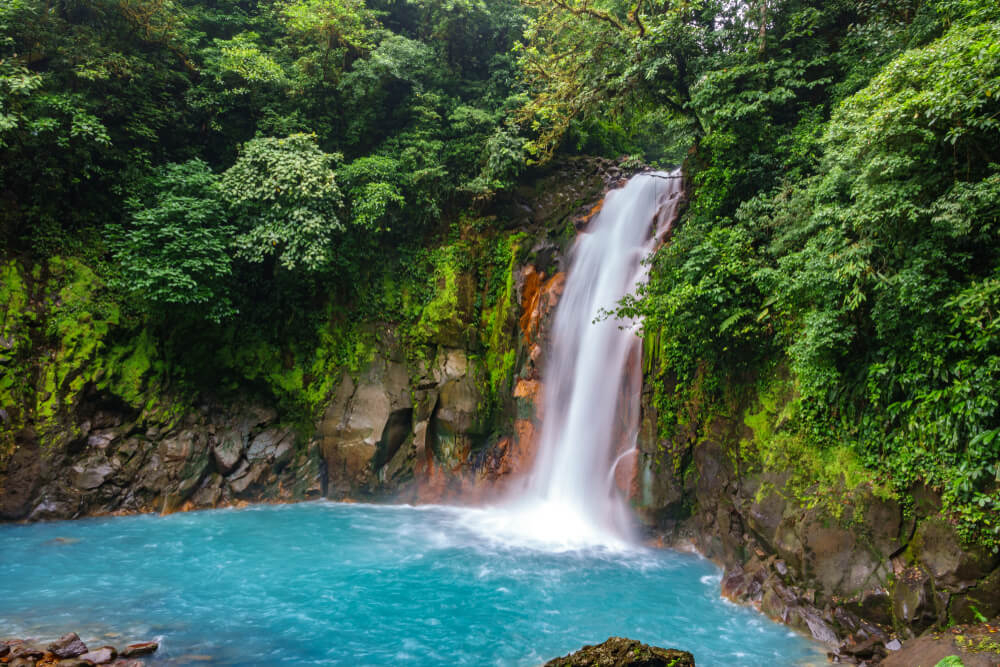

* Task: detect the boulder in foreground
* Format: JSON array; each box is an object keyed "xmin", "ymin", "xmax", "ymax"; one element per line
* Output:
[{"xmin": 544, "ymin": 637, "xmax": 695, "ymax": 667}]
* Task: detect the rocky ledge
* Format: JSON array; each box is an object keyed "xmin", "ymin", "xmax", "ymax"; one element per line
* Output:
[
  {"xmin": 880, "ymin": 621, "xmax": 1000, "ymax": 667},
  {"xmin": 544, "ymin": 637, "xmax": 695, "ymax": 667},
  {"xmin": 0, "ymin": 633, "xmax": 157, "ymax": 666}
]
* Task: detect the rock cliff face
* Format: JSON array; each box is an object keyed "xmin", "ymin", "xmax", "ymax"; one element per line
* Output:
[
  {"xmin": 0, "ymin": 156, "xmax": 627, "ymax": 521},
  {"xmin": 632, "ymin": 373, "xmax": 1000, "ymax": 661}
]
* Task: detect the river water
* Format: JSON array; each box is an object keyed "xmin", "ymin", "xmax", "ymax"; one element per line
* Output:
[{"xmin": 0, "ymin": 501, "xmax": 824, "ymax": 665}]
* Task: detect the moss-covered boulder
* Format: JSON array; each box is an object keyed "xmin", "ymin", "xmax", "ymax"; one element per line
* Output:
[{"xmin": 543, "ymin": 637, "xmax": 695, "ymax": 667}]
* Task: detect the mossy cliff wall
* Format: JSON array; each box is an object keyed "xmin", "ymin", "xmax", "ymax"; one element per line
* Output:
[
  {"xmin": 0, "ymin": 157, "xmax": 628, "ymax": 521},
  {"xmin": 632, "ymin": 361, "xmax": 1000, "ymax": 661}
]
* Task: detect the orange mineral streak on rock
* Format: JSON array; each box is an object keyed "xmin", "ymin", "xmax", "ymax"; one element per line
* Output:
[
  {"xmin": 513, "ymin": 378, "xmax": 540, "ymax": 400},
  {"xmin": 519, "ymin": 270, "xmax": 566, "ymax": 346},
  {"xmin": 513, "ymin": 378, "xmax": 544, "ymax": 421},
  {"xmin": 511, "ymin": 418, "xmax": 539, "ymax": 475},
  {"xmin": 574, "ymin": 199, "xmax": 606, "ymax": 232},
  {"xmin": 415, "ymin": 458, "xmax": 449, "ymax": 504},
  {"xmin": 519, "ymin": 266, "xmax": 543, "ymax": 341}
]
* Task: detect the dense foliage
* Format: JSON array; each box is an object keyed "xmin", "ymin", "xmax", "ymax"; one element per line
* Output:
[
  {"xmin": 600, "ymin": 0, "xmax": 1000, "ymax": 547},
  {"xmin": 2, "ymin": 0, "xmax": 999, "ymax": 547},
  {"xmin": 0, "ymin": 0, "xmax": 526, "ymax": 292}
]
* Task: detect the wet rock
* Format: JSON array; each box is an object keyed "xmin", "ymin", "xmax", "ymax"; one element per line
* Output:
[
  {"xmin": 79, "ymin": 646, "xmax": 117, "ymax": 664},
  {"xmin": 948, "ymin": 565, "xmax": 1000, "ymax": 624},
  {"xmin": 801, "ymin": 512, "xmax": 881, "ymax": 596},
  {"xmin": 191, "ymin": 473, "xmax": 224, "ymax": 507},
  {"xmin": 29, "ymin": 495, "xmax": 80, "ymax": 521},
  {"xmin": 87, "ymin": 430, "xmax": 118, "ymax": 449},
  {"xmin": 543, "ymin": 637, "xmax": 695, "ymax": 667},
  {"xmin": 247, "ymin": 428, "xmax": 288, "ymax": 461},
  {"xmin": 120, "ymin": 641, "xmax": 158, "ymax": 657},
  {"xmin": 48, "ymin": 632, "xmax": 88, "ymax": 659},
  {"xmin": 228, "ymin": 459, "xmax": 268, "ymax": 495},
  {"xmin": 861, "ymin": 496, "xmax": 905, "ymax": 557},
  {"xmin": 433, "ymin": 374, "xmax": 485, "ymax": 464},
  {"xmin": 318, "ymin": 353, "xmax": 417, "ymax": 494},
  {"xmin": 745, "ymin": 478, "xmax": 787, "ymax": 548},
  {"xmin": 911, "ymin": 517, "xmax": 1000, "ymax": 591},
  {"xmin": 57, "ymin": 659, "xmax": 94, "ymax": 667},
  {"xmin": 372, "ymin": 408, "xmax": 414, "ymax": 471},
  {"xmin": 211, "ymin": 428, "xmax": 244, "ymax": 474},
  {"xmin": 839, "ymin": 636, "xmax": 886, "ymax": 661},
  {"xmin": 7, "ymin": 640, "xmax": 46, "ymax": 659},
  {"xmin": 72, "ymin": 456, "xmax": 115, "ymax": 490},
  {"xmin": 882, "ymin": 627, "xmax": 1000, "ymax": 667},
  {"xmin": 0, "ymin": 432, "xmax": 42, "ymax": 519},
  {"xmin": 892, "ymin": 566, "xmax": 942, "ymax": 635}
]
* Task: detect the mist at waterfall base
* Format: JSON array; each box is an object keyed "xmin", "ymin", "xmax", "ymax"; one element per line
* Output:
[{"xmin": 1, "ymin": 502, "xmax": 825, "ymax": 665}]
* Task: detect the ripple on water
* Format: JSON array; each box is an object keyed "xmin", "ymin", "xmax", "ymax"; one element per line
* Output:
[{"xmin": 0, "ymin": 501, "xmax": 826, "ymax": 666}]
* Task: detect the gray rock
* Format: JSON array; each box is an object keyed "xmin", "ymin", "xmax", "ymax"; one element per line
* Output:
[
  {"xmin": 191, "ymin": 473, "xmax": 224, "ymax": 507},
  {"xmin": 912, "ymin": 517, "xmax": 1000, "ymax": 590},
  {"xmin": 29, "ymin": 496, "xmax": 79, "ymax": 521},
  {"xmin": 120, "ymin": 641, "xmax": 158, "ymax": 657},
  {"xmin": 247, "ymin": 429, "xmax": 281, "ymax": 461},
  {"xmin": 72, "ymin": 458, "xmax": 115, "ymax": 490},
  {"xmin": 7, "ymin": 641, "xmax": 45, "ymax": 660},
  {"xmin": 886, "ymin": 638, "xmax": 902, "ymax": 651},
  {"xmin": 48, "ymin": 632, "xmax": 87, "ymax": 659},
  {"xmin": 799, "ymin": 609, "xmax": 838, "ymax": 645},
  {"xmin": 229, "ymin": 460, "xmax": 268, "ymax": 495},
  {"xmin": 247, "ymin": 428, "xmax": 294, "ymax": 464},
  {"xmin": 79, "ymin": 646, "xmax": 117, "ymax": 664},
  {"xmin": 211, "ymin": 429, "xmax": 244, "ymax": 474},
  {"xmin": 87, "ymin": 430, "xmax": 118, "ymax": 449}
]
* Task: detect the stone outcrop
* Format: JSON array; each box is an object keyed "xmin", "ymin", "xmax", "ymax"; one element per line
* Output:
[
  {"xmin": 1, "ymin": 635, "xmax": 157, "ymax": 666},
  {"xmin": 543, "ymin": 637, "xmax": 695, "ymax": 667},
  {"xmin": 0, "ymin": 393, "xmax": 323, "ymax": 521},
  {"xmin": 47, "ymin": 633, "xmax": 87, "ymax": 659},
  {"xmin": 0, "ymin": 157, "xmax": 626, "ymax": 521},
  {"xmin": 632, "ymin": 374, "xmax": 1000, "ymax": 663}
]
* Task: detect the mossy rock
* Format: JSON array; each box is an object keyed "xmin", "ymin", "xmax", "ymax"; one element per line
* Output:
[{"xmin": 543, "ymin": 637, "xmax": 695, "ymax": 667}]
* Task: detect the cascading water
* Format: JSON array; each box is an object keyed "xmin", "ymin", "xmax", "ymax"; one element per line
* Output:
[{"xmin": 470, "ymin": 170, "xmax": 683, "ymax": 550}]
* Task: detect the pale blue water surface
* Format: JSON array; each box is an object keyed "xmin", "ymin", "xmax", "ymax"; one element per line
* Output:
[{"xmin": 0, "ymin": 501, "xmax": 825, "ymax": 666}]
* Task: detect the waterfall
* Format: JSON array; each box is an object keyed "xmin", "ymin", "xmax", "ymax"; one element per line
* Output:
[{"xmin": 470, "ymin": 170, "xmax": 683, "ymax": 550}]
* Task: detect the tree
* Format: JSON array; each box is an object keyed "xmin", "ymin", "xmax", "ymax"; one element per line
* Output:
[
  {"xmin": 220, "ymin": 133, "xmax": 344, "ymax": 272},
  {"xmin": 515, "ymin": 0, "xmax": 713, "ymax": 161},
  {"xmin": 111, "ymin": 159, "xmax": 236, "ymax": 321}
]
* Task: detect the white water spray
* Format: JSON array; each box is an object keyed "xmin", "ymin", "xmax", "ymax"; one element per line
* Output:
[{"xmin": 467, "ymin": 171, "xmax": 683, "ymax": 551}]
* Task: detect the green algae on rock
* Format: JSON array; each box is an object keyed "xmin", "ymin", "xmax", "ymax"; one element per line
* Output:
[{"xmin": 543, "ymin": 637, "xmax": 695, "ymax": 667}]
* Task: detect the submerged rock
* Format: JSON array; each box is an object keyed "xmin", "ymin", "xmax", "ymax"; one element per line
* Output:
[
  {"xmin": 543, "ymin": 637, "xmax": 695, "ymax": 667},
  {"xmin": 120, "ymin": 641, "xmax": 158, "ymax": 658},
  {"xmin": 79, "ymin": 645, "xmax": 117, "ymax": 664}
]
